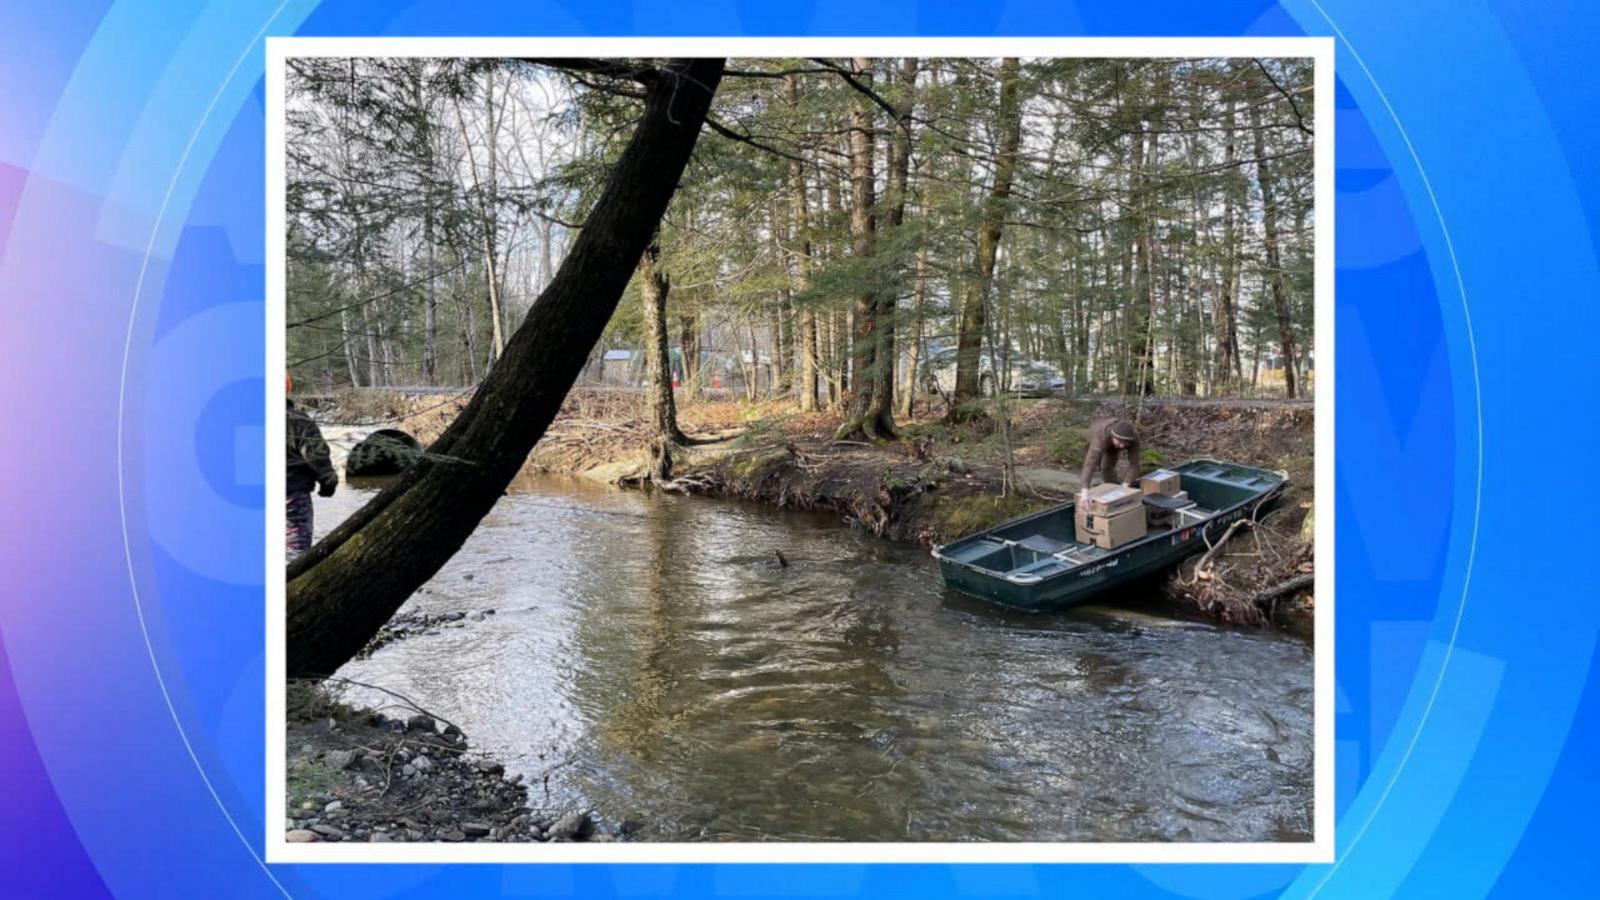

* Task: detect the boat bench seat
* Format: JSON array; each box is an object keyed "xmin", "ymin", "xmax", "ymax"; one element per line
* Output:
[
  {"xmin": 1016, "ymin": 534, "xmax": 1071, "ymax": 555},
  {"xmin": 942, "ymin": 537, "xmax": 1008, "ymax": 564}
]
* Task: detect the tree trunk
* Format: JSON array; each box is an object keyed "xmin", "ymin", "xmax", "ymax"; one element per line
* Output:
[
  {"xmin": 458, "ymin": 268, "xmax": 479, "ymax": 384},
  {"xmin": 286, "ymin": 58, "xmax": 725, "ymax": 680},
  {"xmin": 415, "ymin": 68, "xmax": 440, "ymax": 386},
  {"xmin": 770, "ymin": 302, "xmax": 788, "ymax": 399},
  {"xmin": 767, "ymin": 203, "xmax": 792, "ymax": 399},
  {"xmin": 339, "ymin": 308, "xmax": 361, "ymax": 386},
  {"xmin": 639, "ymin": 241, "xmax": 685, "ymax": 477},
  {"xmin": 423, "ymin": 211, "xmax": 438, "ymax": 384},
  {"xmin": 453, "ymin": 89, "xmax": 507, "ymax": 363},
  {"xmin": 678, "ymin": 312, "xmax": 700, "ymax": 400},
  {"xmin": 1252, "ymin": 101, "xmax": 1296, "ymax": 398},
  {"xmin": 784, "ymin": 76, "xmax": 820, "ymax": 414},
  {"xmin": 824, "ymin": 311, "xmax": 842, "ymax": 407},
  {"xmin": 1215, "ymin": 100, "xmax": 1239, "ymax": 392},
  {"xmin": 874, "ymin": 58, "xmax": 916, "ymax": 427},
  {"xmin": 358, "ymin": 271, "xmax": 381, "ymax": 387},
  {"xmin": 1129, "ymin": 130, "xmax": 1157, "ymax": 398},
  {"xmin": 837, "ymin": 58, "xmax": 894, "ymax": 441},
  {"xmin": 950, "ymin": 57, "xmax": 1022, "ymax": 416},
  {"xmin": 900, "ymin": 247, "xmax": 928, "ymax": 418}
]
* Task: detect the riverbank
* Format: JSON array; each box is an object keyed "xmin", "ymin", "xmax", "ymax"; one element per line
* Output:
[
  {"xmin": 284, "ymin": 681, "xmax": 631, "ymax": 843},
  {"xmin": 312, "ymin": 387, "xmax": 1315, "ymax": 630}
]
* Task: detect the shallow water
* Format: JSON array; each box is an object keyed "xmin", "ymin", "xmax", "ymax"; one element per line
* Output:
[{"xmin": 320, "ymin": 475, "xmax": 1312, "ymax": 842}]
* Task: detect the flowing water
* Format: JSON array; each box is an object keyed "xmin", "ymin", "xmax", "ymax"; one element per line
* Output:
[{"xmin": 321, "ymin": 475, "xmax": 1313, "ymax": 843}]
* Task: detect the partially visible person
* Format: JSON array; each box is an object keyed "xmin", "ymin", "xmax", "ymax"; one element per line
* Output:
[
  {"xmin": 1078, "ymin": 417, "xmax": 1141, "ymax": 503},
  {"xmin": 286, "ymin": 375, "xmax": 337, "ymax": 559}
]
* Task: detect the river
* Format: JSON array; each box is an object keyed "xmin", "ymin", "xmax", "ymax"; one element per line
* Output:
[{"xmin": 320, "ymin": 474, "xmax": 1312, "ymax": 843}]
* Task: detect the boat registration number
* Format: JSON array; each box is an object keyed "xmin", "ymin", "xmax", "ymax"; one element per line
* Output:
[{"xmin": 1077, "ymin": 558, "xmax": 1120, "ymax": 578}]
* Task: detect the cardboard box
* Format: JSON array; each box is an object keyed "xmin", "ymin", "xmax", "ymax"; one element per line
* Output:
[
  {"xmin": 1140, "ymin": 469, "xmax": 1182, "ymax": 496},
  {"xmin": 1075, "ymin": 506, "xmax": 1148, "ymax": 549},
  {"xmin": 1083, "ymin": 483, "xmax": 1143, "ymax": 517}
]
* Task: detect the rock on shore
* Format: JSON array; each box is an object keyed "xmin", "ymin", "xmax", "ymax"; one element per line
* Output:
[{"xmin": 285, "ymin": 703, "xmax": 632, "ymax": 844}]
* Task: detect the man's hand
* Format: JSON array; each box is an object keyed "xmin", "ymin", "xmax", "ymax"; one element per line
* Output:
[
  {"xmin": 318, "ymin": 481, "xmax": 337, "ymax": 498},
  {"xmin": 1078, "ymin": 489, "xmax": 1089, "ymax": 504}
]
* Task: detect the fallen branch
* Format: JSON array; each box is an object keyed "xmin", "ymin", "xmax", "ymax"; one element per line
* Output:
[
  {"xmin": 1186, "ymin": 519, "xmax": 1253, "ymax": 585},
  {"xmin": 657, "ymin": 472, "xmax": 716, "ymax": 494},
  {"xmin": 307, "ymin": 676, "xmax": 465, "ymax": 739},
  {"xmin": 1254, "ymin": 573, "xmax": 1313, "ymax": 604}
]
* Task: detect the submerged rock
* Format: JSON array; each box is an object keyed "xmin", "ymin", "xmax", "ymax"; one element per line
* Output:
[{"xmin": 548, "ymin": 811, "xmax": 592, "ymax": 841}]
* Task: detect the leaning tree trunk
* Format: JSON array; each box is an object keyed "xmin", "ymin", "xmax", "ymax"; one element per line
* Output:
[
  {"xmin": 950, "ymin": 57, "xmax": 1022, "ymax": 418},
  {"xmin": 287, "ymin": 58, "xmax": 725, "ymax": 680},
  {"xmin": 639, "ymin": 240, "xmax": 685, "ymax": 478}
]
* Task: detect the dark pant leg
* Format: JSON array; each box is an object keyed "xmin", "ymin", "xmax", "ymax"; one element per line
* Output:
[
  {"xmin": 1101, "ymin": 453, "xmax": 1121, "ymax": 486},
  {"xmin": 287, "ymin": 491, "xmax": 314, "ymax": 558}
]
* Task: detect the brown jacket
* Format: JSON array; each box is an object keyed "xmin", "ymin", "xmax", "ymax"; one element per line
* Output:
[{"xmin": 1081, "ymin": 417, "xmax": 1140, "ymax": 489}]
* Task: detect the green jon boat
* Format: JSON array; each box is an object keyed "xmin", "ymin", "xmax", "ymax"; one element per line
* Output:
[{"xmin": 932, "ymin": 459, "xmax": 1287, "ymax": 612}]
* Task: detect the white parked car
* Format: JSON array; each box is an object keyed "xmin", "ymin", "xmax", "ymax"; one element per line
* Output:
[{"xmin": 920, "ymin": 346, "xmax": 1066, "ymax": 398}]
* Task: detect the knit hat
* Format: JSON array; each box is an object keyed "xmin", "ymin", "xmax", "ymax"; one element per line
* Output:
[{"xmin": 1109, "ymin": 418, "xmax": 1136, "ymax": 442}]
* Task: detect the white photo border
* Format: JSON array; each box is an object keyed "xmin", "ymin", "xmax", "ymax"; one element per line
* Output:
[{"xmin": 266, "ymin": 35, "xmax": 1335, "ymax": 865}]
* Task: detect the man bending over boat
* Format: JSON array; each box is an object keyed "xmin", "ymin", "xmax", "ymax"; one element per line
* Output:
[{"xmin": 1078, "ymin": 417, "xmax": 1141, "ymax": 502}]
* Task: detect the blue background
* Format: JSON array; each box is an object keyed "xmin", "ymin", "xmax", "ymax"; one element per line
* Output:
[{"xmin": 0, "ymin": 1, "xmax": 1596, "ymax": 897}]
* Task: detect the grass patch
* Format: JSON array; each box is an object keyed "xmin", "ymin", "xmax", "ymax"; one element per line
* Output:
[
  {"xmin": 287, "ymin": 680, "xmax": 360, "ymax": 725},
  {"xmin": 287, "ymin": 760, "xmax": 339, "ymax": 811},
  {"xmin": 732, "ymin": 417, "xmax": 787, "ymax": 448},
  {"xmin": 725, "ymin": 447, "xmax": 791, "ymax": 482},
  {"xmin": 932, "ymin": 493, "xmax": 1044, "ymax": 538}
]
